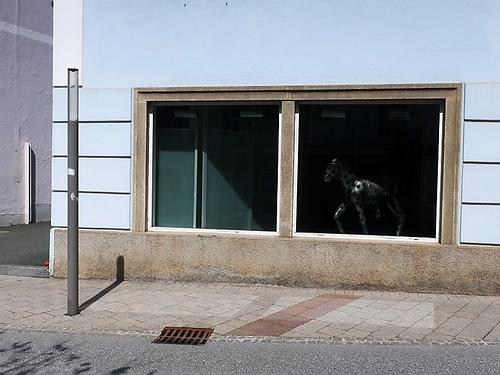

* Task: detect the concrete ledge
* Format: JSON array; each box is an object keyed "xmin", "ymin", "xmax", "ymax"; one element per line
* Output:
[
  {"xmin": 0, "ymin": 265, "xmax": 49, "ymax": 278},
  {"xmin": 52, "ymin": 229, "xmax": 499, "ymax": 295}
]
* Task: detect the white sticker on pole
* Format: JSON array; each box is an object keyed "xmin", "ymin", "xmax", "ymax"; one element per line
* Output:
[{"xmin": 68, "ymin": 168, "xmax": 75, "ymax": 176}]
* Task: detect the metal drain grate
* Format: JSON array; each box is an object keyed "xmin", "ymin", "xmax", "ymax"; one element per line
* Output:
[{"xmin": 152, "ymin": 326, "xmax": 214, "ymax": 345}]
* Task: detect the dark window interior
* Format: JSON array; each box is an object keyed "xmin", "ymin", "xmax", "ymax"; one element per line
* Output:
[{"xmin": 297, "ymin": 103, "xmax": 441, "ymax": 238}]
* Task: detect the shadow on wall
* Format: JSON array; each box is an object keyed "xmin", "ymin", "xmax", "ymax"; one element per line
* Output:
[{"xmin": 79, "ymin": 256, "xmax": 124, "ymax": 313}]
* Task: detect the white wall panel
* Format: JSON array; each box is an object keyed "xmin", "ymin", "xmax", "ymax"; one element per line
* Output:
[
  {"xmin": 79, "ymin": 193, "xmax": 130, "ymax": 229},
  {"xmin": 52, "ymin": 88, "xmax": 67, "ymax": 122},
  {"xmin": 51, "ymin": 192, "xmax": 67, "ymax": 227},
  {"xmin": 463, "ymin": 122, "xmax": 500, "ymax": 162},
  {"xmin": 465, "ymin": 84, "xmax": 500, "ymax": 121},
  {"xmin": 51, "ymin": 191, "xmax": 130, "ymax": 229},
  {"xmin": 51, "ymin": 157, "xmax": 67, "ymax": 191},
  {"xmin": 52, "ymin": 88, "xmax": 132, "ymax": 121},
  {"xmin": 52, "ymin": 157, "xmax": 131, "ymax": 193},
  {"xmin": 80, "ymin": 123, "xmax": 131, "ymax": 156},
  {"xmin": 53, "ymin": 0, "xmax": 83, "ymax": 85},
  {"xmin": 52, "ymin": 123, "xmax": 65, "ymax": 155},
  {"xmin": 461, "ymin": 205, "xmax": 500, "ymax": 244},
  {"xmin": 80, "ymin": 89, "xmax": 132, "ymax": 121},
  {"xmin": 462, "ymin": 164, "xmax": 500, "ymax": 203},
  {"xmin": 52, "ymin": 122, "xmax": 131, "ymax": 157}
]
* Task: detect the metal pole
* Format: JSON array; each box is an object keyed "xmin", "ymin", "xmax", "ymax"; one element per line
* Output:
[{"xmin": 67, "ymin": 68, "xmax": 79, "ymax": 316}]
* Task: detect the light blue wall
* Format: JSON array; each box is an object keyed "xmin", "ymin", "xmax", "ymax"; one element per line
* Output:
[
  {"xmin": 52, "ymin": 1, "xmax": 500, "ymax": 242},
  {"xmin": 82, "ymin": 0, "xmax": 500, "ymax": 88}
]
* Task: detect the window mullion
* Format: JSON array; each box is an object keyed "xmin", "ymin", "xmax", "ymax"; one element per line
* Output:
[{"xmin": 195, "ymin": 109, "xmax": 205, "ymax": 228}]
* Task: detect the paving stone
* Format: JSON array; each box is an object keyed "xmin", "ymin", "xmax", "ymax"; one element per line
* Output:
[
  {"xmin": 435, "ymin": 300, "xmax": 469, "ymax": 314},
  {"xmin": 484, "ymin": 323, "xmax": 500, "ymax": 341},
  {"xmin": 317, "ymin": 325, "xmax": 346, "ymax": 337},
  {"xmin": 340, "ymin": 328, "xmax": 372, "ymax": 339},
  {"xmin": 290, "ymin": 320, "xmax": 330, "ymax": 334},
  {"xmin": 369, "ymin": 325, "xmax": 406, "ymax": 340},
  {"xmin": 0, "ymin": 275, "xmax": 499, "ymax": 343},
  {"xmin": 456, "ymin": 321, "xmax": 498, "ymax": 341},
  {"xmin": 424, "ymin": 332, "xmax": 454, "ymax": 341},
  {"xmin": 372, "ymin": 308, "xmax": 405, "ymax": 321},
  {"xmin": 354, "ymin": 322, "xmax": 381, "ymax": 333},
  {"xmin": 392, "ymin": 301, "xmax": 421, "ymax": 311},
  {"xmin": 369, "ymin": 301, "xmax": 397, "ymax": 310},
  {"xmin": 398, "ymin": 327, "xmax": 433, "ymax": 340},
  {"xmin": 434, "ymin": 316, "xmax": 473, "ymax": 336},
  {"xmin": 345, "ymin": 298, "xmax": 374, "ymax": 308}
]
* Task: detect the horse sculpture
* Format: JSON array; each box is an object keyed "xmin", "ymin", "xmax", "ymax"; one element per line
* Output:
[{"xmin": 323, "ymin": 159, "xmax": 405, "ymax": 236}]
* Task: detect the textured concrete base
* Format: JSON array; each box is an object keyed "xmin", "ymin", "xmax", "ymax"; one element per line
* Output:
[{"xmin": 52, "ymin": 229, "xmax": 500, "ymax": 295}]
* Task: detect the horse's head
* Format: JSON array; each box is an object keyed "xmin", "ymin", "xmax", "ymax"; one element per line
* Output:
[{"xmin": 323, "ymin": 158, "xmax": 343, "ymax": 183}]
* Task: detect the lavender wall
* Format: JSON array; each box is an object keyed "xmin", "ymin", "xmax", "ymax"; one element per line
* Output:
[{"xmin": 0, "ymin": 0, "xmax": 53, "ymax": 225}]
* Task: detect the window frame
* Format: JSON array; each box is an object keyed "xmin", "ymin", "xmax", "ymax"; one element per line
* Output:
[
  {"xmin": 133, "ymin": 85, "xmax": 462, "ymax": 245},
  {"xmin": 292, "ymin": 100, "xmax": 445, "ymax": 242},
  {"xmin": 147, "ymin": 101, "xmax": 283, "ymax": 235}
]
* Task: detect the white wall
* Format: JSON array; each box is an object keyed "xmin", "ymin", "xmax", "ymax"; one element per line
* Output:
[
  {"xmin": 51, "ymin": 86, "xmax": 132, "ymax": 230},
  {"xmin": 79, "ymin": 0, "xmax": 500, "ymax": 88},
  {"xmin": 52, "ymin": 0, "xmax": 82, "ymax": 86},
  {"xmin": 51, "ymin": 1, "xmax": 500, "ymax": 244},
  {"xmin": 461, "ymin": 84, "xmax": 500, "ymax": 245}
]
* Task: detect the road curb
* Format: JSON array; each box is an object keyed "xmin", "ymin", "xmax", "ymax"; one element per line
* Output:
[{"xmin": 0, "ymin": 324, "xmax": 497, "ymax": 346}]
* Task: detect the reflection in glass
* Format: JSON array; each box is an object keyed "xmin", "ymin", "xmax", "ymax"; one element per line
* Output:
[{"xmin": 153, "ymin": 105, "xmax": 279, "ymax": 231}]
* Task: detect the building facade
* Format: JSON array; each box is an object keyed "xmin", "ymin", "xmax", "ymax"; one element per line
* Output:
[
  {"xmin": 51, "ymin": 0, "xmax": 500, "ymax": 294},
  {"xmin": 0, "ymin": 0, "xmax": 52, "ymax": 226}
]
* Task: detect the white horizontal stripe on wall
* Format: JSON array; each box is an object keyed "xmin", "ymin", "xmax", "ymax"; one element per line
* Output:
[
  {"xmin": 51, "ymin": 192, "xmax": 130, "ymax": 229},
  {"xmin": 462, "ymin": 164, "xmax": 500, "ymax": 204},
  {"xmin": 463, "ymin": 122, "xmax": 500, "ymax": 162},
  {"xmin": 464, "ymin": 83, "xmax": 500, "ymax": 121},
  {"xmin": 53, "ymin": 88, "xmax": 132, "ymax": 121},
  {"xmin": 52, "ymin": 157, "xmax": 131, "ymax": 193},
  {"xmin": 461, "ymin": 205, "xmax": 500, "ymax": 245},
  {"xmin": 52, "ymin": 122, "xmax": 131, "ymax": 157}
]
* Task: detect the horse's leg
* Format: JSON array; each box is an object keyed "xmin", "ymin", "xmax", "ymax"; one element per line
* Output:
[
  {"xmin": 353, "ymin": 201, "xmax": 368, "ymax": 235},
  {"xmin": 334, "ymin": 202, "xmax": 347, "ymax": 233},
  {"xmin": 387, "ymin": 197, "xmax": 405, "ymax": 236}
]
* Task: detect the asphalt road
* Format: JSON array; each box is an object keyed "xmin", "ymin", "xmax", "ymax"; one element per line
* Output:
[
  {"xmin": 0, "ymin": 222, "xmax": 49, "ymax": 266},
  {"xmin": 0, "ymin": 329, "xmax": 499, "ymax": 375}
]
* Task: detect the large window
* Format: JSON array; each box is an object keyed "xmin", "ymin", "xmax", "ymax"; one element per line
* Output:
[
  {"xmin": 152, "ymin": 104, "xmax": 279, "ymax": 231},
  {"xmin": 296, "ymin": 102, "xmax": 442, "ymax": 238}
]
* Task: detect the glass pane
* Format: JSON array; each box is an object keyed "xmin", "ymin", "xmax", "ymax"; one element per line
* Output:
[
  {"xmin": 297, "ymin": 103, "xmax": 441, "ymax": 238},
  {"xmin": 153, "ymin": 104, "xmax": 279, "ymax": 231},
  {"xmin": 204, "ymin": 106, "xmax": 279, "ymax": 231},
  {"xmin": 153, "ymin": 106, "xmax": 196, "ymax": 228}
]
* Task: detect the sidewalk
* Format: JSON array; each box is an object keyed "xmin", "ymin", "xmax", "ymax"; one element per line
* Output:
[{"xmin": 1, "ymin": 275, "xmax": 499, "ymax": 343}]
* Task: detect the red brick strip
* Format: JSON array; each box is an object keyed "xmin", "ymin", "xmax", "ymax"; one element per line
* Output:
[{"xmin": 229, "ymin": 294, "xmax": 359, "ymax": 337}]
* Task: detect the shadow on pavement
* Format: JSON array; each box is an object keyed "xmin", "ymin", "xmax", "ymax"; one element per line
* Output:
[
  {"xmin": 79, "ymin": 256, "xmax": 125, "ymax": 313},
  {"xmin": 0, "ymin": 338, "xmax": 137, "ymax": 375}
]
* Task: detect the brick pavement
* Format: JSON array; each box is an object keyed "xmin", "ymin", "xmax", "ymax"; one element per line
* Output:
[{"xmin": 0, "ymin": 275, "xmax": 499, "ymax": 343}]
